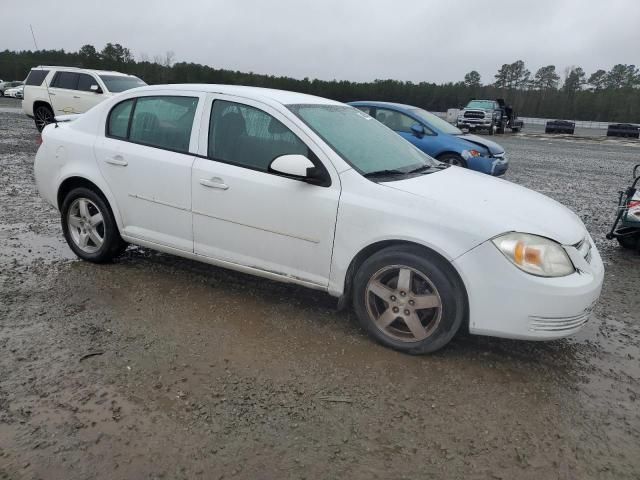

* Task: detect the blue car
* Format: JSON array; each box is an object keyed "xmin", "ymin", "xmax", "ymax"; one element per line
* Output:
[{"xmin": 348, "ymin": 101, "xmax": 508, "ymax": 176}]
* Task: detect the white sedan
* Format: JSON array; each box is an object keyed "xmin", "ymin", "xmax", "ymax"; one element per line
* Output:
[
  {"xmin": 4, "ymin": 85, "xmax": 24, "ymax": 98},
  {"xmin": 34, "ymin": 84, "xmax": 604, "ymax": 354}
]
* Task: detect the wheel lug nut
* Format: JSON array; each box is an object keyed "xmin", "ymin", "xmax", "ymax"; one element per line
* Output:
[
  {"xmin": 404, "ymin": 309, "xmax": 410, "ymax": 316},
  {"xmin": 409, "ymin": 300, "xmax": 415, "ymax": 306},
  {"xmin": 400, "ymin": 291, "xmax": 406, "ymax": 296},
  {"xmin": 390, "ymin": 295, "xmax": 396, "ymax": 301},
  {"xmin": 392, "ymin": 307, "xmax": 399, "ymax": 313}
]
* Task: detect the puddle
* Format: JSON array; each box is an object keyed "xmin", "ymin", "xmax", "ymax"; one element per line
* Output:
[{"xmin": 0, "ymin": 224, "xmax": 76, "ymax": 264}]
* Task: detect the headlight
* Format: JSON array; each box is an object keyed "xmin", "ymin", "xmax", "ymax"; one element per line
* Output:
[
  {"xmin": 461, "ymin": 149, "xmax": 482, "ymax": 159},
  {"xmin": 492, "ymin": 232, "xmax": 575, "ymax": 277}
]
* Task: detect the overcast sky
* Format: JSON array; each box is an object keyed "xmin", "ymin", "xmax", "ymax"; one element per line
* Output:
[{"xmin": 2, "ymin": 0, "xmax": 638, "ymax": 84}]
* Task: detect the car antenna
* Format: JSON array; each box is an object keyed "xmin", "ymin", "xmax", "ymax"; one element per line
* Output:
[{"xmin": 29, "ymin": 24, "xmax": 58, "ymax": 128}]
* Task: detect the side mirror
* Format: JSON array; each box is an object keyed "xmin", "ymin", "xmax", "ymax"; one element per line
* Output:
[
  {"xmin": 90, "ymin": 84, "xmax": 103, "ymax": 94},
  {"xmin": 410, "ymin": 123, "xmax": 425, "ymax": 137},
  {"xmin": 269, "ymin": 154, "xmax": 327, "ymax": 186}
]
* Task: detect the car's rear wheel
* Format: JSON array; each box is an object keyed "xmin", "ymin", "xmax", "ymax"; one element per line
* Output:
[
  {"xmin": 352, "ymin": 246, "xmax": 465, "ymax": 354},
  {"xmin": 34, "ymin": 104, "xmax": 54, "ymax": 132},
  {"xmin": 61, "ymin": 187, "xmax": 127, "ymax": 263},
  {"xmin": 438, "ymin": 153, "xmax": 467, "ymax": 168}
]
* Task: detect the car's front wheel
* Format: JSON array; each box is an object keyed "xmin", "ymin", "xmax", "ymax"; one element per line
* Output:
[
  {"xmin": 438, "ymin": 153, "xmax": 467, "ymax": 168},
  {"xmin": 61, "ymin": 187, "xmax": 127, "ymax": 263},
  {"xmin": 352, "ymin": 246, "xmax": 465, "ymax": 354}
]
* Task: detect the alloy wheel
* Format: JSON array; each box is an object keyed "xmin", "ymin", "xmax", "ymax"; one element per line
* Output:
[
  {"xmin": 365, "ymin": 265, "xmax": 442, "ymax": 342},
  {"xmin": 67, "ymin": 198, "xmax": 105, "ymax": 254},
  {"xmin": 35, "ymin": 107, "xmax": 53, "ymax": 131}
]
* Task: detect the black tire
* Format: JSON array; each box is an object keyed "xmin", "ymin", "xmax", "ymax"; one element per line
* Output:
[
  {"xmin": 487, "ymin": 121, "xmax": 495, "ymax": 135},
  {"xmin": 34, "ymin": 104, "xmax": 54, "ymax": 132},
  {"xmin": 61, "ymin": 187, "xmax": 127, "ymax": 263},
  {"xmin": 617, "ymin": 235, "xmax": 640, "ymax": 250},
  {"xmin": 352, "ymin": 246, "xmax": 466, "ymax": 354},
  {"xmin": 498, "ymin": 121, "xmax": 506, "ymax": 134},
  {"xmin": 438, "ymin": 153, "xmax": 467, "ymax": 168},
  {"xmin": 511, "ymin": 127, "xmax": 520, "ymax": 133}
]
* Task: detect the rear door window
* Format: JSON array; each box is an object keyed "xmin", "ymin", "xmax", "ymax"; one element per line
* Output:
[
  {"xmin": 25, "ymin": 69, "xmax": 49, "ymax": 86},
  {"xmin": 51, "ymin": 72, "xmax": 80, "ymax": 90},
  {"xmin": 107, "ymin": 99, "xmax": 134, "ymax": 139},
  {"xmin": 128, "ymin": 96, "xmax": 198, "ymax": 152}
]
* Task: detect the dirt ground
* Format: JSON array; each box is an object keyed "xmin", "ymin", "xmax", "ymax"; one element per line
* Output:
[{"xmin": 1, "ymin": 103, "xmax": 640, "ymax": 479}]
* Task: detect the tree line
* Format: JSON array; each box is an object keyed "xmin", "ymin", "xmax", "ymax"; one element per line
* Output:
[{"xmin": 1, "ymin": 44, "xmax": 639, "ymax": 122}]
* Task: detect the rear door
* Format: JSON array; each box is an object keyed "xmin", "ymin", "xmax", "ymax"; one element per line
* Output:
[
  {"xmin": 48, "ymin": 71, "xmax": 79, "ymax": 114},
  {"xmin": 95, "ymin": 93, "xmax": 204, "ymax": 251}
]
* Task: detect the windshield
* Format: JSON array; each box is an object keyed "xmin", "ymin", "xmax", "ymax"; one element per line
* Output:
[
  {"xmin": 99, "ymin": 75, "xmax": 147, "ymax": 93},
  {"xmin": 466, "ymin": 100, "xmax": 495, "ymax": 110},
  {"xmin": 288, "ymin": 104, "xmax": 437, "ymax": 176},
  {"xmin": 411, "ymin": 108, "xmax": 462, "ymax": 135}
]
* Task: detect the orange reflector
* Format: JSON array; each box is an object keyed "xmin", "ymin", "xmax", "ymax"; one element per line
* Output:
[{"xmin": 514, "ymin": 241, "xmax": 525, "ymax": 264}]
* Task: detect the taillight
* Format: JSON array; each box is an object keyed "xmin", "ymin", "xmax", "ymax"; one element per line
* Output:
[{"xmin": 37, "ymin": 135, "xmax": 43, "ymax": 146}]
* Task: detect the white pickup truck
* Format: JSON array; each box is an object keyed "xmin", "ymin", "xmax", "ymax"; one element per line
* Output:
[{"xmin": 23, "ymin": 66, "xmax": 146, "ymax": 131}]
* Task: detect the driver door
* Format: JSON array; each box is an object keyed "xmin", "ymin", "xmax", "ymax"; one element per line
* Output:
[
  {"xmin": 191, "ymin": 95, "xmax": 340, "ymax": 287},
  {"xmin": 374, "ymin": 108, "xmax": 430, "ymax": 149}
]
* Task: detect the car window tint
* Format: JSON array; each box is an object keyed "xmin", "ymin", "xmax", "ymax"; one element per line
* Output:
[
  {"xmin": 107, "ymin": 100, "xmax": 134, "ymax": 139},
  {"xmin": 128, "ymin": 96, "xmax": 198, "ymax": 152},
  {"xmin": 52, "ymin": 72, "xmax": 79, "ymax": 90},
  {"xmin": 25, "ymin": 69, "xmax": 49, "ymax": 86},
  {"xmin": 375, "ymin": 108, "xmax": 419, "ymax": 133},
  {"xmin": 208, "ymin": 100, "xmax": 308, "ymax": 171},
  {"xmin": 77, "ymin": 74, "xmax": 98, "ymax": 92}
]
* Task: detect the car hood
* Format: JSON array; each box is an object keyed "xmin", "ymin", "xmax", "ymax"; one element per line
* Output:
[
  {"xmin": 457, "ymin": 134, "xmax": 504, "ymax": 155},
  {"xmin": 381, "ymin": 167, "xmax": 586, "ymax": 246}
]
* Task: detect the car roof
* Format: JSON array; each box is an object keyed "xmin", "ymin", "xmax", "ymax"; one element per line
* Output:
[
  {"xmin": 348, "ymin": 101, "xmax": 418, "ymax": 111},
  {"xmin": 131, "ymin": 84, "xmax": 343, "ymax": 106},
  {"xmin": 32, "ymin": 66, "xmax": 134, "ymax": 77}
]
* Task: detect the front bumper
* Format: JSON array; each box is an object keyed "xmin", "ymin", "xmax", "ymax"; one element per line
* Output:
[
  {"xmin": 466, "ymin": 154, "xmax": 509, "ymax": 177},
  {"xmin": 458, "ymin": 119, "xmax": 492, "ymax": 128},
  {"xmin": 453, "ymin": 235, "xmax": 604, "ymax": 340}
]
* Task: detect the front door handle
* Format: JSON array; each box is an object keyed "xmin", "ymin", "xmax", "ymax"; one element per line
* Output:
[
  {"xmin": 105, "ymin": 155, "xmax": 128, "ymax": 166},
  {"xmin": 199, "ymin": 177, "xmax": 229, "ymax": 190},
  {"xmin": 73, "ymin": 95, "xmax": 81, "ymax": 99}
]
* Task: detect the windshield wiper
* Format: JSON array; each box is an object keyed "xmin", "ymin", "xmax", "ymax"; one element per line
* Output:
[
  {"xmin": 405, "ymin": 164, "xmax": 433, "ymax": 174},
  {"xmin": 363, "ymin": 169, "xmax": 407, "ymax": 178}
]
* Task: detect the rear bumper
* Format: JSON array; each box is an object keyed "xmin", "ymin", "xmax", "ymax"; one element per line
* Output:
[{"xmin": 454, "ymin": 237, "xmax": 604, "ymax": 340}]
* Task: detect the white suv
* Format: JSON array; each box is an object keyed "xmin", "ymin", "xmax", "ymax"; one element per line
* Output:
[{"xmin": 23, "ymin": 66, "xmax": 146, "ymax": 131}]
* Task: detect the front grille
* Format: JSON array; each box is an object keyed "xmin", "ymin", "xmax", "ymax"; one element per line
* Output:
[
  {"xmin": 574, "ymin": 237, "xmax": 592, "ymax": 263},
  {"xmin": 464, "ymin": 111, "xmax": 485, "ymax": 119},
  {"xmin": 529, "ymin": 309, "xmax": 592, "ymax": 332}
]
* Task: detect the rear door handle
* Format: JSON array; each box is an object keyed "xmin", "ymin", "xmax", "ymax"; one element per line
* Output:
[
  {"xmin": 105, "ymin": 155, "xmax": 128, "ymax": 166},
  {"xmin": 199, "ymin": 177, "xmax": 228, "ymax": 190}
]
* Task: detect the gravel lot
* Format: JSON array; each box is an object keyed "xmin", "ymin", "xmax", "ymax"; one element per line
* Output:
[{"xmin": 1, "ymin": 102, "xmax": 640, "ymax": 479}]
